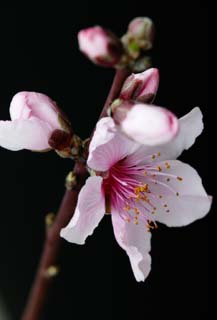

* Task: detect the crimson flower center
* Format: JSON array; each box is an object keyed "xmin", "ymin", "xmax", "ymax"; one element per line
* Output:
[{"xmin": 102, "ymin": 153, "xmax": 183, "ymax": 230}]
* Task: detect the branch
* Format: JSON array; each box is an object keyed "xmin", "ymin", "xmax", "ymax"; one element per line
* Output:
[{"xmin": 21, "ymin": 68, "xmax": 130, "ymax": 320}]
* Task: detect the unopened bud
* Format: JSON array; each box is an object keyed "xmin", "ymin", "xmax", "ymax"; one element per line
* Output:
[
  {"xmin": 128, "ymin": 17, "xmax": 155, "ymax": 50},
  {"xmin": 78, "ymin": 26, "xmax": 123, "ymax": 67},
  {"xmin": 0, "ymin": 92, "xmax": 73, "ymax": 152},
  {"xmin": 112, "ymin": 101, "xmax": 179, "ymax": 146},
  {"xmin": 121, "ymin": 17, "xmax": 155, "ymax": 61},
  {"xmin": 120, "ymin": 68, "xmax": 159, "ymax": 103}
]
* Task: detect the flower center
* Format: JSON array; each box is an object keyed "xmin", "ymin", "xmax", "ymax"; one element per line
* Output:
[{"xmin": 102, "ymin": 152, "xmax": 183, "ymax": 231}]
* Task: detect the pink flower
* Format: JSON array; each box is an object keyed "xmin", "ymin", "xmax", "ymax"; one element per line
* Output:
[
  {"xmin": 0, "ymin": 92, "xmax": 71, "ymax": 151},
  {"xmin": 112, "ymin": 101, "xmax": 179, "ymax": 146},
  {"xmin": 120, "ymin": 68, "xmax": 160, "ymax": 103},
  {"xmin": 78, "ymin": 26, "xmax": 123, "ymax": 67},
  {"xmin": 61, "ymin": 107, "xmax": 211, "ymax": 282}
]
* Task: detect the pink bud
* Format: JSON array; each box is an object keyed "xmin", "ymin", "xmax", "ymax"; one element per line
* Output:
[
  {"xmin": 120, "ymin": 68, "xmax": 159, "ymax": 103},
  {"xmin": 78, "ymin": 26, "xmax": 123, "ymax": 67},
  {"xmin": 112, "ymin": 102, "xmax": 179, "ymax": 146},
  {"xmin": 0, "ymin": 92, "xmax": 71, "ymax": 151},
  {"xmin": 128, "ymin": 17, "xmax": 155, "ymax": 49}
]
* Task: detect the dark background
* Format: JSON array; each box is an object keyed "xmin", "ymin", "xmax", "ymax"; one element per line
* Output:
[{"xmin": 0, "ymin": 2, "xmax": 209, "ymax": 319}]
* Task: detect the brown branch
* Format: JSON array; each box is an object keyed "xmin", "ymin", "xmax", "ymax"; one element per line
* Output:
[
  {"xmin": 99, "ymin": 68, "xmax": 130, "ymax": 118},
  {"xmin": 22, "ymin": 162, "xmax": 87, "ymax": 320},
  {"xmin": 21, "ymin": 68, "xmax": 130, "ymax": 320}
]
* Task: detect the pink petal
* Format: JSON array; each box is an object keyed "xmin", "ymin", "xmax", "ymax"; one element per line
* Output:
[
  {"xmin": 60, "ymin": 176, "xmax": 105, "ymax": 245},
  {"xmin": 131, "ymin": 107, "xmax": 204, "ymax": 164},
  {"xmin": 147, "ymin": 160, "xmax": 212, "ymax": 226},
  {"xmin": 119, "ymin": 104, "xmax": 179, "ymax": 146},
  {"xmin": 162, "ymin": 107, "xmax": 204, "ymax": 160},
  {"xmin": 88, "ymin": 117, "xmax": 139, "ymax": 171},
  {"xmin": 112, "ymin": 211, "xmax": 152, "ymax": 282},
  {"xmin": 10, "ymin": 92, "xmax": 61, "ymax": 130},
  {"xmin": 0, "ymin": 119, "xmax": 52, "ymax": 151}
]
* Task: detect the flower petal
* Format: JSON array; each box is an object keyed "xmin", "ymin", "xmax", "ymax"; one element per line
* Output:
[
  {"xmin": 61, "ymin": 176, "xmax": 105, "ymax": 245},
  {"xmin": 88, "ymin": 117, "xmax": 139, "ymax": 171},
  {"xmin": 0, "ymin": 118, "xmax": 51, "ymax": 151},
  {"xmin": 133, "ymin": 107, "xmax": 203, "ymax": 162},
  {"xmin": 112, "ymin": 211, "xmax": 152, "ymax": 282},
  {"xmin": 146, "ymin": 160, "xmax": 212, "ymax": 226}
]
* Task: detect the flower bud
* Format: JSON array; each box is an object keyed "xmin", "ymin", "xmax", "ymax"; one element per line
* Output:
[
  {"xmin": 0, "ymin": 92, "xmax": 72, "ymax": 151},
  {"xmin": 120, "ymin": 68, "xmax": 159, "ymax": 103},
  {"xmin": 128, "ymin": 17, "xmax": 155, "ymax": 50},
  {"xmin": 78, "ymin": 26, "xmax": 123, "ymax": 67},
  {"xmin": 112, "ymin": 101, "xmax": 179, "ymax": 146}
]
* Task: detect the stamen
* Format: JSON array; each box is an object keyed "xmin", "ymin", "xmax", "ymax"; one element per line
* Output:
[
  {"xmin": 165, "ymin": 162, "xmax": 171, "ymax": 169},
  {"xmin": 146, "ymin": 220, "xmax": 158, "ymax": 231}
]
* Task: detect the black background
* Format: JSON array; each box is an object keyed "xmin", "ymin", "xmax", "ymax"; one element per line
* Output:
[{"xmin": 0, "ymin": 2, "xmax": 210, "ymax": 319}]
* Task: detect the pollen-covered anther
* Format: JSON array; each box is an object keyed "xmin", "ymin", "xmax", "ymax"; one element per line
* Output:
[
  {"xmin": 146, "ymin": 220, "xmax": 158, "ymax": 231},
  {"xmin": 151, "ymin": 207, "xmax": 157, "ymax": 214},
  {"xmin": 151, "ymin": 155, "xmax": 156, "ymax": 160},
  {"xmin": 133, "ymin": 208, "xmax": 140, "ymax": 215},
  {"xmin": 157, "ymin": 166, "xmax": 162, "ymax": 172},
  {"xmin": 124, "ymin": 205, "xmax": 131, "ymax": 211},
  {"xmin": 134, "ymin": 216, "xmax": 139, "ymax": 225},
  {"xmin": 177, "ymin": 176, "xmax": 183, "ymax": 181},
  {"xmin": 134, "ymin": 184, "xmax": 149, "ymax": 195},
  {"xmin": 157, "ymin": 152, "xmax": 161, "ymax": 157},
  {"xmin": 142, "ymin": 195, "xmax": 150, "ymax": 203},
  {"xmin": 165, "ymin": 162, "xmax": 171, "ymax": 169}
]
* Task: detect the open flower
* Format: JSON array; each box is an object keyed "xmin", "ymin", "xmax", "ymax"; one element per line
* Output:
[
  {"xmin": 61, "ymin": 107, "xmax": 211, "ymax": 282},
  {"xmin": 0, "ymin": 91, "xmax": 72, "ymax": 151}
]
